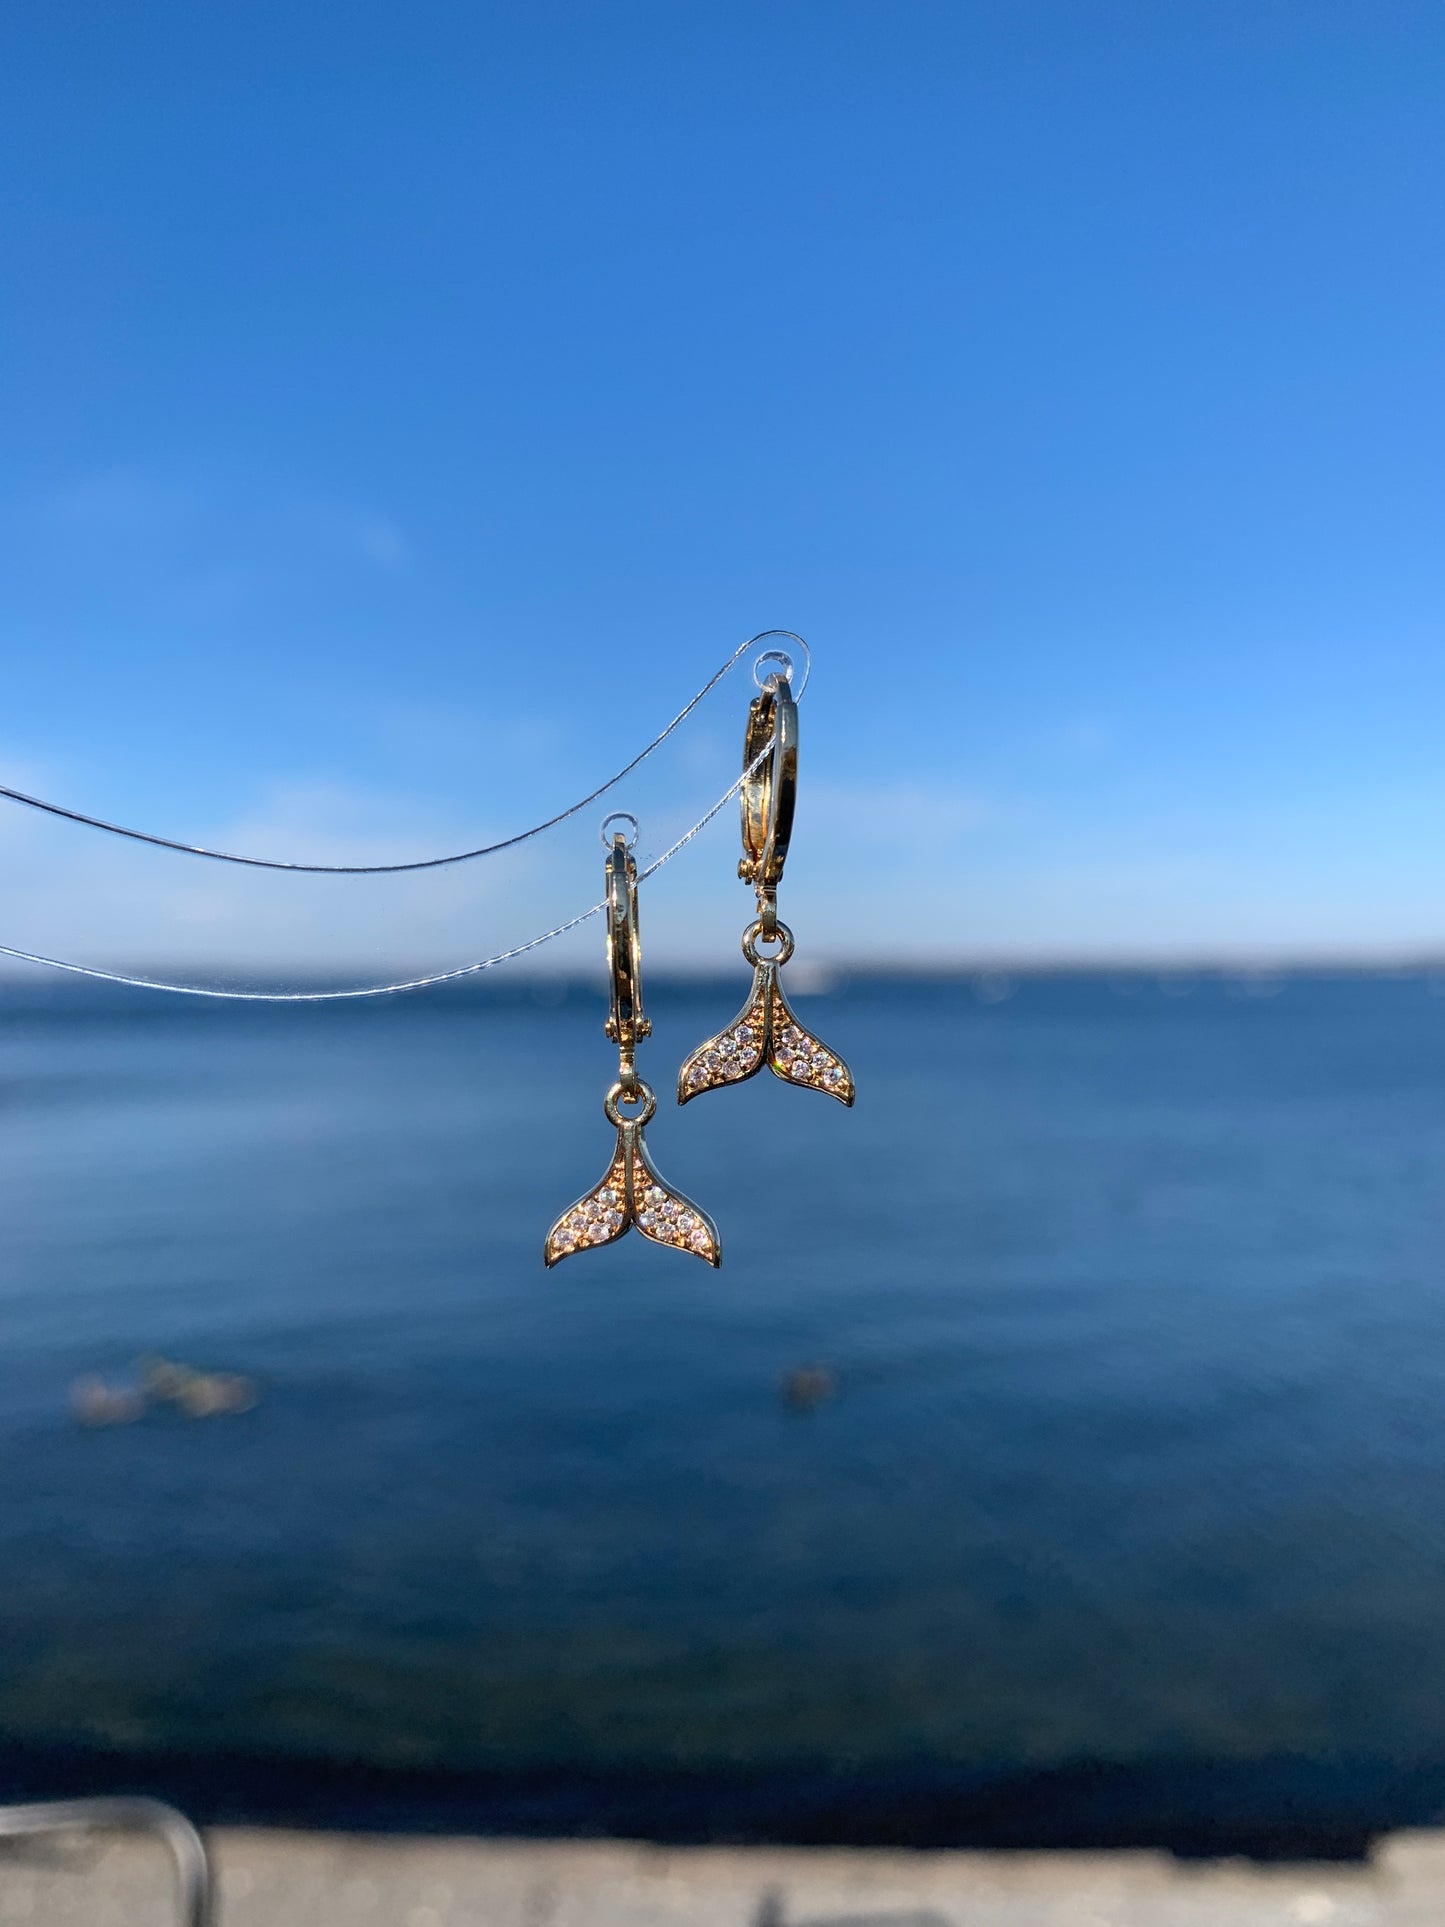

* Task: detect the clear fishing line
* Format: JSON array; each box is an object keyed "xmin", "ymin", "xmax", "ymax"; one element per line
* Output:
[
  {"xmin": 0, "ymin": 632, "xmax": 810, "ymax": 873},
  {"xmin": 0, "ymin": 734, "xmax": 777, "ymax": 1000}
]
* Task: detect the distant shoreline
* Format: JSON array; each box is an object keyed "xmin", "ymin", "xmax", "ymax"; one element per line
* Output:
[{"xmin": 5, "ymin": 959, "xmax": 1445, "ymax": 1001}]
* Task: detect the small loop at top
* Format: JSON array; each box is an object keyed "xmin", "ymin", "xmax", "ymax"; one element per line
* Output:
[
  {"xmin": 604, "ymin": 1079, "xmax": 657, "ymax": 1126},
  {"xmin": 600, "ymin": 811, "xmax": 639, "ymax": 850},
  {"xmin": 750, "ymin": 630, "xmax": 811, "ymax": 698},
  {"xmin": 741, "ymin": 918, "xmax": 795, "ymax": 967},
  {"xmin": 754, "ymin": 649, "xmax": 793, "ymax": 688}
]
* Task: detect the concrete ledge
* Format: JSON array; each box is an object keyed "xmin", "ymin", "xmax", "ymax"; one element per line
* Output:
[{"xmin": 3, "ymin": 1825, "xmax": 1441, "ymax": 1924}]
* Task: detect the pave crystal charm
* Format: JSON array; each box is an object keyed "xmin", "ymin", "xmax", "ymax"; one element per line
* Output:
[
  {"xmin": 545, "ymin": 1141, "xmax": 632, "ymax": 1264},
  {"xmin": 677, "ymin": 964, "xmax": 854, "ymax": 1108},
  {"xmin": 628, "ymin": 1142, "xmax": 719, "ymax": 1262},
  {"xmin": 545, "ymin": 1120, "xmax": 720, "ymax": 1268}
]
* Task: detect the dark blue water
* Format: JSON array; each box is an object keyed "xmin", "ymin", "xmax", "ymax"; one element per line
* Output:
[{"xmin": 4, "ymin": 973, "xmax": 1445, "ymax": 1849}]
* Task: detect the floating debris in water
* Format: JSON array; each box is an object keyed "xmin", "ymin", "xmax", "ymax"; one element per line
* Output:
[
  {"xmin": 782, "ymin": 1364, "xmax": 837, "ymax": 1411},
  {"xmin": 70, "ymin": 1356, "xmax": 259, "ymax": 1427},
  {"xmin": 70, "ymin": 1374, "xmax": 146, "ymax": 1428},
  {"xmin": 140, "ymin": 1355, "xmax": 259, "ymax": 1416}
]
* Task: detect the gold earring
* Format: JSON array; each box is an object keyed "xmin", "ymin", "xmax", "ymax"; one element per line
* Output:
[
  {"xmin": 545, "ymin": 819, "xmax": 721, "ymax": 1268},
  {"xmin": 678, "ymin": 667, "xmax": 855, "ymax": 1107}
]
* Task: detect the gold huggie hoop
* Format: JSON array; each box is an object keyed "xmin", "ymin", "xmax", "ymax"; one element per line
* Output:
[
  {"xmin": 545, "ymin": 829, "xmax": 720, "ymax": 1267},
  {"xmin": 677, "ymin": 660, "xmax": 854, "ymax": 1108},
  {"xmin": 604, "ymin": 829, "xmax": 650, "ymax": 1090},
  {"xmin": 738, "ymin": 672, "xmax": 799, "ymax": 936}
]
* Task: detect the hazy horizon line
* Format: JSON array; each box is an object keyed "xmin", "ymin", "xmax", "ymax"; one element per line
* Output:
[{"xmin": 7, "ymin": 947, "xmax": 1445, "ymax": 992}]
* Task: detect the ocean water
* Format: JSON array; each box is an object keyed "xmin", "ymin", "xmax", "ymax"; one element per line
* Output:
[{"xmin": 4, "ymin": 971, "xmax": 1445, "ymax": 1850}]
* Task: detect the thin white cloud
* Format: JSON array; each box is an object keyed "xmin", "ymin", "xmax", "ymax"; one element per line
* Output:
[
  {"xmin": 299, "ymin": 502, "xmax": 412, "ymax": 568},
  {"xmin": 38, "ymin": 468, "xmax": 197, "ymax": 538},
  {"xmin": 30, "ymin": 467, "xmax": 411, "ymax": 572},
  {"xmin": 804, "ymin": 777, "xmax": 997, "ymax": 845}
]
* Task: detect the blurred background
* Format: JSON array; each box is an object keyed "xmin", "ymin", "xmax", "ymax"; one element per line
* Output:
[{"xmin": 3, "ymin": 0, "xmax": 1445, "ymax": 1871}]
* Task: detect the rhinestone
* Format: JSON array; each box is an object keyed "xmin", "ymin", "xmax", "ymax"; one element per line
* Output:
[
  {"xmin": 736, "ymin": 1025, "xmax": 756, "ymax": 1048},
  {"xmin": 586, "ymin": 1221, "xmax": 611, "ymax": 1244},
  {"xmin": 688, "ymin": 1226, "xmax": 711, "ymax": 1252},
  {"xmin": 824, "ymin": 1065, "xmax": 843, "ymax": 1086},
  {"xmin": 603, "ymin": 1209, "xmax": 623, "ymax": 1232},
  {"xmin": 639, "ymin": 1210, "xmax": 656, "ymax": 1230},
  {"xmin": 811, "ymin": 1052, "xmax": 830, "ymax": 1072},
  {"xmin": 676, "ymin": 1213, "xmax": 694, "ymax": 1234},
  {"xmin": 600, "ymin": 1187, "xmax": 620, "ymax": 1208},
  {"xmin": 645, "ymin": 1185, "xmax": 665, "ymax": 1206},
  {"xmin": 688, "ymin": 1065, "xmax": 707, "ymax": 1087},
  {"xmin": 790, "ymin": 1059, "xmax": 810, "ymax": 1080},
  {"xmin": 718, "ymin": 1034, "xmax": 737, "ymax": 1056}
]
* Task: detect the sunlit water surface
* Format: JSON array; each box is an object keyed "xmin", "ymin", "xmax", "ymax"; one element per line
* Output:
[{"xmin": 3, "ymin": 973, "xmax": 1445, "ymax": 1847}]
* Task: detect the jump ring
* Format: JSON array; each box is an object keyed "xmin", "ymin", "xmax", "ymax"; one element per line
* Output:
[
  {"xmin": 600, "ymin": 811, "xmax": 640, "ymax": 850},
  {"xmin": 604, "ymin": 1079, "xmax": 657, "ymax": 1126},
  {"xmin": 750, "ymin": 630, "xmax": 811, "ymax": 698},
  {"xmin": 741, "ymin": 918, "xmax": 795, "ymax": 967}
]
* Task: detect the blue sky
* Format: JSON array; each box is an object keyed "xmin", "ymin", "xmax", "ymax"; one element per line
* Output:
[{"xmin": 1, "ymin": 1, "xmax": 1443, "ymax": 975}]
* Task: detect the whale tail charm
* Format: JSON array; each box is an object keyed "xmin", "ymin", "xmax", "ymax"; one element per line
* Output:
[
  {"xmin": 678, "ymin": 955, "xmax": 855, "ymax": 1107},
  {"xmin": 545, "ymin": 1117, "xmax": 720, "ymax": 1266},
  {"xmin": 676, "ymin": 660, "xmax": 855, "ymax": 1114},
  {"xmin": 546, "ymin": 827, "xmax": 721, "ymax": 1268}
]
